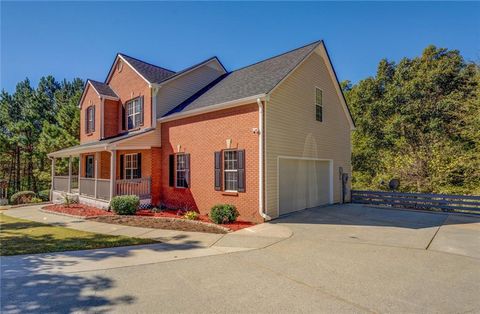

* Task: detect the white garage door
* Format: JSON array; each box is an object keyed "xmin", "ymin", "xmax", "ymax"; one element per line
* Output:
[{"xmin": 278, "ymin": 158, "xmax": 332, "ymax": 216}]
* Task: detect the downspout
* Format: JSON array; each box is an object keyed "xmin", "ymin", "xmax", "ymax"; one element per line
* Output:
[{"xmin": 257, "ymin": 98, "xmax": 271, "ymax": 221}]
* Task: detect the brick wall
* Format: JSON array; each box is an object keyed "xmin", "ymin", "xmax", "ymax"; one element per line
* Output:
[
  {"xmin": 104, "ymin": 99, "xmax": 119, "ymax": 139},
  {"xmin": 79, "ymin": 85, "xmax": 101, "ymax": 144},
  {"xmin": 161, "ymin": 103, "xmax": 262, "ymax": 223}
]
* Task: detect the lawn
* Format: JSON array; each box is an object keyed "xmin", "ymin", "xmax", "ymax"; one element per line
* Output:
[{"xmin": 0, "ymin": 213, "xmax": 156, "ymax": 256}]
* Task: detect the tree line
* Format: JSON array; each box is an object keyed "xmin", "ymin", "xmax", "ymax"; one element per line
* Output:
[
  {"xmin": 0, "ymin": 77, "xmax": 83, "ymax": 196},
  {"xmin": 0, "ymin": 45, "xmax": 479, "ymax": 198}
]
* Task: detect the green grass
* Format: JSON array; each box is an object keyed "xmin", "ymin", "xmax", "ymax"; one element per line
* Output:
[{"xmin": 0, "ymin": 213, "xmax": 156, "ymax": 256}]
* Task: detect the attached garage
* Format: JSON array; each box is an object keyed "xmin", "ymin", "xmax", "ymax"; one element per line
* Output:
[{"xmin": 278, "ymin": 157, "xmax": 333, "ymax": 216}]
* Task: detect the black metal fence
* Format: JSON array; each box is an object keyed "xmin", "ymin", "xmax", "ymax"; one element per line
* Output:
[{"xmin": 351, "ymin": 190, "xmax": 480, "ymax": 214}]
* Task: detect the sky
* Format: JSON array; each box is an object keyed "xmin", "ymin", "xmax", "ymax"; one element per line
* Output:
[{"xmin": 1, "ymin": 1, "xmax": 479, "ymax": 93}]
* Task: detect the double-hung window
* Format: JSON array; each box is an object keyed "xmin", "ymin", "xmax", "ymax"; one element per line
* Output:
[
  {"xmin": 224, "ymin": 150, "xmax": 238, "ymax": 192},
  {"xmin": 126, "ymin": 97, "xmax": 143, "ymax": 130},
  {"xmin": 176, "ymin": 154, "xmax": 188, "ymax": 188},
  {"xmin": 86, "ymin": 106, "xmax": 95, "ymax": 133},
  {"xmin": 125, "ymin": 154, "xmax": 139, "ymax": 179},
  {"xmin": 315, "ymin": 87, "xmax": 323, "ymax": 122}
]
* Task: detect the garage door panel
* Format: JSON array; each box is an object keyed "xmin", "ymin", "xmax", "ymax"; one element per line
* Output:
[{"xmin": 279, "ymin": 158, "xmax": 331, "ymax": 215}]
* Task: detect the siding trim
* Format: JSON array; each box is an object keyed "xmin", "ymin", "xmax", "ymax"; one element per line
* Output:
[{"xmin": 276, "ymin": 156, "xmax": 334, "ymax": 217}]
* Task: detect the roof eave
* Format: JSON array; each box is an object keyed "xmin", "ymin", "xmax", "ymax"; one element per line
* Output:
[{"xmin": 158, "ymin": 94, "xmax": 266, "ymax": 123}]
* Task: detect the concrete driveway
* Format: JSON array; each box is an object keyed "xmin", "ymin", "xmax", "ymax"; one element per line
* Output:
[{"xmin": 2, "ymin": 204, "xmax": 479, "ymax": 313}]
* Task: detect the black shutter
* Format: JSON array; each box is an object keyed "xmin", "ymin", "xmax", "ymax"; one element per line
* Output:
[
  {"xmin": 137, "ymin": 153, "xmax": 142, "ymax": 178},
  {"xmin": 119, "ymin": 154, "xmax": 124, "ymax": 179},
  {"xmin": 185, "ymin": 154, "xmax": 190, "ymax": 188},
  {"xmin": 122, "ymin": 105, "xmax": 126, "ymax": 130},
  {"xmin": 140, "ymin": 96, "xmax": 144, "ymax": 126},
  {"xmin": 237, "ymin": 150, "xmax": 245, "ymax": 192},
  {"xmin": 169, "ymin": 154, "xmax": 174, "ymax": 187},
  {"xmin": 92, "ymin": 105, "xmax": 95, "ymax": 132},
  {"xmin": 214, "ymin": 151, "xmax": 222, "ymax": 191}
]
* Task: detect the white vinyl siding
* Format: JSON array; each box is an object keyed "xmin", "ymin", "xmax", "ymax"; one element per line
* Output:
[{"xmin": 266, "ymin": 51, "xmax": 352, "ymax": 218}]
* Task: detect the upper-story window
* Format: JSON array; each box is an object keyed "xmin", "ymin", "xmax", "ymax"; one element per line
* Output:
[
  {"xmin": 126, "ymin": 97, "xmax": 143, "ymax": 130},
  {"xmin": 86, "ymin": 106, "xmax": 95, "ymax": 133},
  {"xmin": 315, "ymin": 87, "xmax": 323, "ymax": 122}
]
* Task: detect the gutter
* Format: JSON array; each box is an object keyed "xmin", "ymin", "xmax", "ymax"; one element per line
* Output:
[{"xmin": 257, "ymin": 98, "xmax": 271, "ymax": 221}]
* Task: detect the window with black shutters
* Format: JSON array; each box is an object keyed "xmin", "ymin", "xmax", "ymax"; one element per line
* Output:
[
  {"xmin": 176, "ymin": 154, "xmax": 187, "ymax": 188},
  {"xmin": 169, "ymin": 153, "xmax": 190, "ymax": 188},
  {"xmin": 125, "ymin": 153, "xmax": 139, "ymax": 179},
  {"xmin": 217, "ymin": 149, "xmax": 245, "ymax": 193}
]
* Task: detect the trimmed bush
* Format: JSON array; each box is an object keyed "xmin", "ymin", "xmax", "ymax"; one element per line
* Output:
[
  {"xmin": 10, "ymin": 191, "xmax": 36, "ymax": 205},
  {"xmin": 110, "ymin": 195, "xmax": 139, "ymax": 215},
  {"xmin": 37, "ymin": 190, "xmax": 50, "ymax": 202},
  {"xmin": 30, "ymin": 197, "xmax": 43, "ymax": 203},
  {"xmin": 184, "ymin": 211, "xmax": 199, "ymax": 220},
  {"xmin": 210, "ymin": 204, "xmax": 239, "ymax": 224}
]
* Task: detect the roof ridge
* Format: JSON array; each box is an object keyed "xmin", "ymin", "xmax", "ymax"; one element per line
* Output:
[
  {"xmin": 118, "ymin": 53, "xmax": 176, "ymax": 74},
  {"xmin": 231, "ymin": 39, "xmax": 322, "ymax": 73}
]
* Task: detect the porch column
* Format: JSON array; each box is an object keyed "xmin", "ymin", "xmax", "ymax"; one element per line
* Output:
[
  {"xmin": 50, "ymin": 158, "xmax": 56, "ymax": 197},
  {"xmin": 67, "ymin": 156, "xmax": 72, "ymax": 193},
  {"xmin": 78, "ymin": 156, "xmax": 82, "ymax": 194},
  {"xmin": 110, "ymin": 150, "xmax": 116, "ymax": 200},
  {"xmin": 94, "ymin": 152, "xmax": 100, "ymax": 199}
]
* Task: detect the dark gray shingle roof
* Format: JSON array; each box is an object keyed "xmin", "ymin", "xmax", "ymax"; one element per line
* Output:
[
  {"xmin": 119, "ymin": 53, "xmax": 175, "ymax": 84},
  {"xmin": 164, "ymin": 41, "xmax": 321, "ymax": 117},
  {"xmin": 88, "ymin": 80, "xmax": 119, "ymax": 98}
]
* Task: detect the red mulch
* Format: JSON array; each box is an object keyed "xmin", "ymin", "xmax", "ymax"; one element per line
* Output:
[
  {"xmin": 43, "ymin": 205, "xmax": 255, "ymax": 231},
  {"xmin": 43, "ymin": 204, "xmax": 114, "ymax": 217}
]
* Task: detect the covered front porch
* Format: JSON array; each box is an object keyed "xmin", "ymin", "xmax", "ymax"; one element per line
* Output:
[{"xmin": 48, "ymin": 129, "xmax": 161, "ymax": 208}]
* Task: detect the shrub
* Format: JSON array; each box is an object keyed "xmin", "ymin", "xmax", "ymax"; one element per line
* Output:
[
  {"xmin": 110, "ymin": 195, "xmax": 139, "ymax": 215},
  {"xmin": 62, "ymin": 193, "xmax": 77, "ymax": 207},
  {"xmin": 10, "ymin": 191, "xmax": 36, "ymax": 205},
  {"xmin": 37, "ymin": 190, "xmax": 50, "ymax": 202},
  {"xmin": 210, "ymin": 204, "xmax": 239, "ymax": 224},
  {"xmin": 184, "ymin": 211, "xmax": 199, "ymax": 220},
  {"xmin": 30, "ymin": 197, "xmax": 43, "ymax": 203}
]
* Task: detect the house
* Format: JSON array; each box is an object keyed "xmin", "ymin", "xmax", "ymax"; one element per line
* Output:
[{"xmin": 48, "ymin": 40, "xmax": 355, "ymax": 223}]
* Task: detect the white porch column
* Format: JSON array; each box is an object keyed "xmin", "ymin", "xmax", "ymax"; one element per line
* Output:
[
  {"xmin": 78, "ymin": 156, "xmax": 82, "ymax": 194},
  {"xmin": 67, "ymin": 156, "xmax": 72, "ymax": 193},
  {"xmin": 94, "ymin": 152, "xmax": 100, "ymax": 199},
  {"xmin": 50, "ymin": 158, "xmax": 56, "ymax": 194},
  {"xmin": 110, "ymin": 150, "xmax": 116, "ymax": 200}
]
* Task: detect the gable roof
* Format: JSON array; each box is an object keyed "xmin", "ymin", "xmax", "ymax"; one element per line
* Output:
[
  {"xmin": 163, "ymin": 40, "xmax": 321, "ymax": 116},
  {"xmin": 88, "ymin": 80, "xmax": 119, "ymax": 98},
  {"xmin": 157, "ymin": 56, "xmax": 227, "ymax": 86},
  {"xmin": 116, "ymin": 53, "xmax": 175, "ymax": 84}
]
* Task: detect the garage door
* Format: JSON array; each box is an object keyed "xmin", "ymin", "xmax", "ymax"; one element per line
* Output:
[{"xmin": 278, "ymin": 158, "xmax": 332, "ymax": 216}]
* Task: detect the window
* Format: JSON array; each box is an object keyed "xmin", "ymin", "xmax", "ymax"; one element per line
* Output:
[
  {"xmin": 86, "ymin": 106, "xmax": 95, "ymax": 133},
  {"xmin": 224, "ymin": 150, "xmax": 238, "ymax": 192},
  {"xmin": 315, "ymin": 87, "xmax": 323, "ymax": 122},
  {"xmin": 176, "ymin": 154, "xmax": 188, "ymax": 188},
  {"xmin": 85, "ymin": 155, "xmax": 94, "ymax": 178},
  {"xmin": 126, "ymin": 97, "xmax": 143, "ymax": 130},
  {"xmin": 125, "ymin": 154, "xmax": 139, "ymax": 179}
]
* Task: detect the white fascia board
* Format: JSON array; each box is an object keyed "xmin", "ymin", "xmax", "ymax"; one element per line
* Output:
[
  {"xmin": 157, "ymin": 94, "xmax": 266, "ymax": 123},
  {"xmin": 47, "ymin": 144, "xmax": 108, "ymax": 158}
]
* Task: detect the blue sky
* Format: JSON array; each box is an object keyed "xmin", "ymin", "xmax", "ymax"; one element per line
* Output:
[{"xmin": 2, "ymin": 2, "xmax": 479, "ymax": 93}]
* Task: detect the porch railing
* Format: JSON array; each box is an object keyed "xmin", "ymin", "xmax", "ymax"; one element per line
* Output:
[
  {"xmin": 79, "ymin": 177, "xmax": 95, "ymax": 197},
  {"xmin": 116, "ymin": 177, "xmax": 151, "ymax": 199},
  {"xmin": 97, "ymin": 179, "xmax": 111, "ymax": 201},
  {"xmin": 53, "ymin": 175, "xmax": 79, "ymax": 193}
]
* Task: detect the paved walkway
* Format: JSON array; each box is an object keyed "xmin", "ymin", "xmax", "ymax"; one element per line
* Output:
[{"xmin": 1, "ymin": 205, "xmax": 292, "ymax": 273}]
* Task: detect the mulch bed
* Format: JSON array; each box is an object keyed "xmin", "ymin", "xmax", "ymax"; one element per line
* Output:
[
  {"xmin": 88, "ymin": 215, "xmax": 228, "ymax": 234},
  {"xmin": 42, "ymin": 204, "xmax": 255, "ymax": 232}
]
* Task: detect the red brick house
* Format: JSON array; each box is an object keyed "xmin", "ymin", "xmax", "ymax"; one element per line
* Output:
[{"xmin": 48, "ymin": 40, "xmax": 355, "ymax": 222}]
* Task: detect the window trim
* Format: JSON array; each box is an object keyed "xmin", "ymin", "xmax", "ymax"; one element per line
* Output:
[
  {"xmin": 315, "ymin": 87, "xmax": 323, "ymax": 122},
  {"xmin": 175, "ymin": 153, "xmax": 188, "ymax": 188},
  {"xmin": 223, "ymin": 150, "xmax": 239, "ymax": 192},
  {"xmin": 86, "ymin": 106, "xmax": 95, "ymax": 134},
  {"xmin": 124, "ymin": 153, "xmax": 139, "ymax": 180},
  {"xmin": 125, "ymin": 97, "xmax": 143, "ymax": 130}
]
